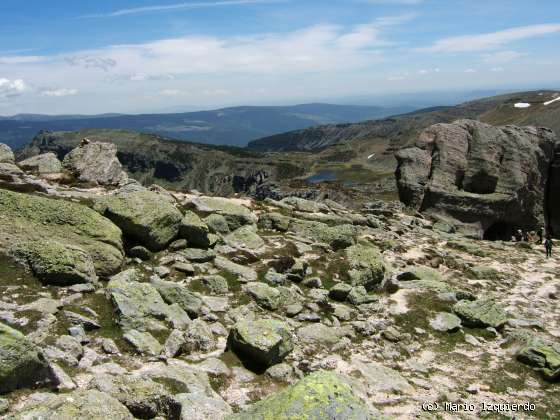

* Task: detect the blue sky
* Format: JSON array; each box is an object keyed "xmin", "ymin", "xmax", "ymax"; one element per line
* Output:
[{"xmin": 0, "ymin": 0, "xmax": 559, "ymax": 114}]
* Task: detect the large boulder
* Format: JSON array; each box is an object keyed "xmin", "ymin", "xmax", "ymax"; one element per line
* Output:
[
  {"xmin": 228, "ymin": 319, "xmax": 293, "ymax": 368},
  {"xmin": 0, "ymin": 322, "xmax": 51, "ymax": 393},
  {"xmin": 190, "ymin": 196, "xmax": 257, "ymax": 230},
  {"xmin": 345, "ymin": 243, "xmax": 388, "ymax": 291},
  {"xmin": 95, "ymin": 187, "xmax": 183, "ymax": 251},
  {"xmin": 10, "ymin": 390, "xmax": 134, "ymax": 419},
  {"xmin": 0, "ymin": 143, "xmax": 15, "ymax": 163},
  {"xmin": 453, "ymin": 298, "xmax": 508, "ymax": 328},
  {"xmin": 179, "ymin": 210, "xmax": 210, "ymax": 248},
  {"xmin": 18, "ymin": 153, "xmax": 62, "ymax": 175},
  {"xmin": 228, "ymin": 371, "xmax": 372, "ymax": 419},
  {"xmin": 0, "ymin": 189, "xmax": 124, "ymax": 278},
  {"xmin": 395, "ymin": 120, "xmax": 556, "ymax": 238},
  {"xmin": 62, "ymin": 141, "xmax": 126, "ymax": 185}
]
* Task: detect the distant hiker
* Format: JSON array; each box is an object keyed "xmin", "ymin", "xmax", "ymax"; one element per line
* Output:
[
  {"xmin": 537, "ymin": 227, "xmax": 544, "ymax": 244},
  {"xmin": 515, "ymin": 229, "xmax": 523, "ymax": 242},
  {"xmin": 545, "ymin": 236, "xmax": 553, "ymax": 258},
  {"xmin": 522, "ymin": 231, "xmax": 529, "ymax": 242}
]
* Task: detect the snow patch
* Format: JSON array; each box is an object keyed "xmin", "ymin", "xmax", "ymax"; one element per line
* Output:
[
  {"xmin": 367, "ymin": 153, "xmax": 375, "ymax": 160},
  {"xmin": 544, "ymin": 96, "xmax": 560, "ymax": 106},
  {"xmin": 514, "ymin": 102, "xmax": 531, "ymax": 108}
]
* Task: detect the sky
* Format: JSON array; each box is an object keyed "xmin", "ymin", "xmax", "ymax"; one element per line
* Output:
[{"xmin": 0, "ymin": 0, "xmax": 559, "ymax": 115}]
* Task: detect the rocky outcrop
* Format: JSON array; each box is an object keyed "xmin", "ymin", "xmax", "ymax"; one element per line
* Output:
[
  {"xmin": 18, "ymin": 153, "xmax": 62, "ymax": 175},
  {"xmin": 395, "ymin": 120, "xmax": 557, "ymax": 238},
  {"xmin": 0, "ymin": 189, "xmax": 124, "ymax": 279},
  {"xmin": 63, "ymin": 141, "xmax": 126, "ymax": 186},
  {"xmin": 94, "ymin": 186, "xmax": 183, "ymax": 251}
]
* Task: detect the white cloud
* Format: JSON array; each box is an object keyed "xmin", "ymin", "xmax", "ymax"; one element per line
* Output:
[
  {"xmin": 0, "ymin": 56, "xmax": 45, "ymax": 65},
  {"xmin": 40, "ymin": 88, "xmax": 78, "ymax": 97},
  {"xmin": 464, "ymin": 68, "xmax": 476, "ymax": 73},
  {"xmin": 490, "ymin": 67, "xmax": 504, "ymax": 72},
  {"xmin": 421, "ymin": 23, "xmax": 560, "ymax": 52},
  {"xmin": 0, "ymin": 78, "xmax": 27, "ymax": 98},
  {"xmin": 82, "ymin": 0, "xmax": 272, "ymax": 18},
  {"xmin": 482, "ymin": 50, "xmax": 525, "ymax": 64}
]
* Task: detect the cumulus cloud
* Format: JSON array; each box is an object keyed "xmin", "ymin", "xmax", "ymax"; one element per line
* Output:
[
  {"xmin": 66, "ymin": 56, "xmax": 117, "ymax": 71},
  {"xmin": 420, "ymin": 23, "xmax": 560, "ymax": 52},
  {"xmin": 482, "ymin": 50, "xmax": 525, "ymax": 64},
  {"xmin": 40, "ymin": 88, "xmax": 78, "ymax": 97},
  {"xmin": 0, "ymin": 78, "xmax": 27, "ymax": 98}
]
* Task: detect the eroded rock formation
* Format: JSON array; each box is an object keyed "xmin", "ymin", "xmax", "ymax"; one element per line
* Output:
[{"xmin": 395, "ymin": 119, "xmax": 557, "ymax": 238}]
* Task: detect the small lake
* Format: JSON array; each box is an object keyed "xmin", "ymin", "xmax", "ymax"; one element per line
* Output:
[{"xmin": 306, "ymin": 170, "xmax": 338, "ymax": 184}]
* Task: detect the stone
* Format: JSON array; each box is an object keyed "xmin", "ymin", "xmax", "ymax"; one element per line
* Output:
[
  {"xmin": 64, "ymin": 310, "xmax": 100, "ymax": 331},
  {"xmin": 183, "ymin": 319, "xmax": 216, "ymax": 354},
  {"xmin": 151, "ymin": 277, "xmax": 203, "ymax": 318},
  {"xmin": 297, "ymin": 323, "xmax": 344, "ymax": 348},
  {"xmin": 214, "ymin": 256, "xmax": 257, "ymax": 282},
  {"xmin": 201, "ymin": 275, "xmax": 229, "ymax": 295},
  {"xmin": 328, "ymin": 283, "xmax": 352, "ymax": 301},
  {"xmin": 18, "ymin": 153, "xmax": 62, "ymax": 174},
  {"xmin": 0, "ymin": 322, "xmax": 51, "ymax": 393},
  {"xmin": 63, "ymin": 141, "xmax": 126, "ymax": 185},
  {"xmin": 243, "ymin": 282, "xmax": 281, "ymax": 311},
  {"xmin": 191, "ymin": 196, "xmax": 257, "ymax": 230},
  {"xmin": 345, "ymin": 243, "xmax": 388, "ymax": 291},
  {"xmin": 180, "ymin": 210, "xmax": 211, "ymax": 248},
  {"xmin": 288, "ymin": 219, "xmax": 358, "ymax": 250},
  {"xmin": 128, "ymin": 245, "xmax": 152, "ymax": 261},
  {"xmin": 302, "ymin": 277, "xmax": 322, "ymax": 288},
  {"xmin": 228, "ymin": 371, "xmax": 372, "ymax": 419},
  {"xmin": 173, "ymin": 262, "xmax": 195, "ymax": 275},
  {"xmin": 49, "ymin": 363, "xmax": 76, "ymax": 391},
  {"xmin": 395, "ymin": 120, "xmax": 556, "ymax": 239},
  {"xmin": 397, "ymin": 265, "xmax": 442, "ymax": 282},
  {"xmin": 204, "ymin": 213, "xmax": 231, "ymax": 234},
  {"xmin": 466, "ymin": 266, "xmax": 502, "ymax": 280},
  {"xmin": 347, "ymin": 286, "xmax": 377, "ymax": 306},
  {"xmin": 176, "ymin": 391, "xmax": 232, "ymax": 420},
  {"xmin": 350, "ymin": 356, "xmax": 414, "ymax": 395},
  {"xmin": 169, "ymin": 238, "xmax": 188, "ymax": 251},
  {"xmin": 88, "ymin": 374, "xmax": 181, "ymax": 419},
  {"xmin": 517, "ymin": 342, "xmax": 560, "ymax": 381},
  {"xmin": 94, "ymin": 188, "xmax": 183, "ymax": 251},
  {"xmin": 108, "ymin": 270, "xmax": 178, "ymax": 331},
  {"xmin": 258, "ymin": 212, "xmax": 291, "ymax": 232},
  {"xmin": 181, "ymin": 248, "xmax": 216, "ymax": 263},
  {"xmin": 264, "ymin": 268, "xmax": 288, "ymax": 286},
  {"xmin": 123, "ymin": 330, "xmax": 162, "ymax": 356},
  {"xmin": 10, "ymin": 390, "xmax": 134, "ymax": 419},
  {"xmin": 0, "ymin": 143, "xmax": 15, "ymax": 163},
  {"xmin": 430, "ymin": 312, "xmax": 462, "ymax": 332},
  {"xmin": 453, "ymin": 298, "xmax": 508, "ymax": 328},
  {"xmin": 224, "ymin": 225, "xmax": 265, "ymax": 251},
  {"xmin": 228, "ymin": 319, "xmax": 293, "ymax": 368},
  {"xmin": 0, "ymin": 189, "xmax": 124, "ymax": 278}
]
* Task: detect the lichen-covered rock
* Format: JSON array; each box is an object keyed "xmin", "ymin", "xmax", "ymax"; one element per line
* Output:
[
  {"xmin": 151, "ymin": 277, "xmax": 203, "ymax": 318},
  {"xmin": 224, "ymin": 225, "xmax": 265, "ymax": 251},
  {"xmin": 107, "ymin": 269, "xmax": 182, "ymax": 331},
  {"xmin": 258, "ymin": 212, "xmax": 290, "ymax": 232},
  {"xmin": 453, "ymin": 298, "xmax": 508, "ymax": 328},
  {"xmin": 395, "ymin": 120, "xmax": 556, "ymax": 238},
  {"xmin": 227, "ymin": 371, "xmax": 372, "ymax": 419},
  {"xmin": 18, "ymin": 153, "xmax": 62, "ymax": 174},
  {"xmin": 0, "ymin": 143, "xmax": 15, "ymax": 163},
  {"xmin": 214, "ymin": 256, "xmax": 257, "ymax": 282},
  {"xmin": 183, "ymin": 319, "xmax": 216, "ymax": 354},
  {"xmin": 228, "ymin": 319, "xmax": 293, "ymax": 368},
  {"xmin": 289, "ymin": 219, "xmax": 357, "ymax": 250},
  {"xmin": 350, "ymin": 356, "xmax": 414, "ymax": 395},
  {"xmin": 345, "ymin": 244, "xmax": 388, "ymax": 291},
  {"xmin": 297, "ymin": 323, "xmax": 345, "ymax": 348},
  {"xmin": 88, "ymin": 374, "xmax": 181, "ymax": 419},
  {"xmin": 12, "ymin": 240, "xmax": 96, "ymax": 285},
  {"xmin": 0, "ymin": 322, "xmax": 51, "ymax": 393},
  {"xmin": 176, "ymin": 391, "xmax": 232, "ymax": 420},
  {"xmin": 191, "ymin": 196, "xmax": 257, "ymax": 230},
  {"xmin": 63, "ymin": 141, "xmax": 126, "ymax": 185},
  {"xmin": 123, "ymin": 330, "xmax": 162, "ymax": 356},
  {"xmin": 243, "ymin": 282, "xmax": 281, "ymax": 310},
  {"xmin": 180, "ymin": 210, "xmax": 211, "ymax": 248},
  {"xmin": 0, "ymin": 189, "xmax": 124, "ymax": 278},
  {"xmin": 95, "ymin": 188, "xmax": 183, "ymax": 251},
  {"xmin": 10, "ymin": 390, "xmax": 134, "ymax": 419},
  {"xmin": 517, "ymin": 342, "xmax": 560, "ymax": 381}
]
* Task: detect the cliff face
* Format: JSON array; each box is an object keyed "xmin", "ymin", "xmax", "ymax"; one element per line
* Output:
[{"xmin": 395, "ymin": 119, "xmax": 557, "ymax": 238}]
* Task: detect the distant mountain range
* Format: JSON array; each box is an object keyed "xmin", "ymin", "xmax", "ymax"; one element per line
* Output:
[{"xmin": 0, "ymin": 103, "xmax": 415, "ymax": 150}]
